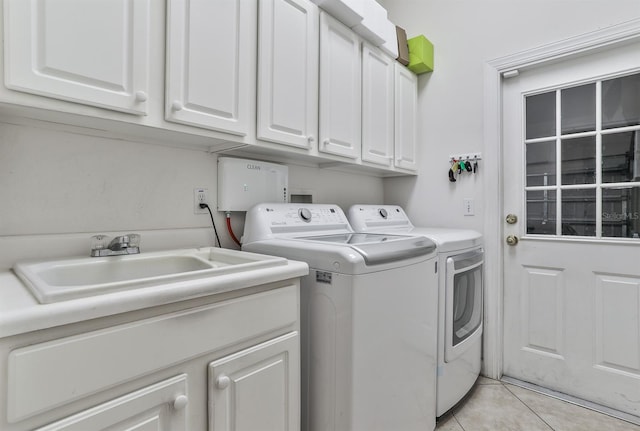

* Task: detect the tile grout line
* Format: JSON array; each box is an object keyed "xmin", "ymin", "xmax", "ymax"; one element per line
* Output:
[
  {"xmin": 451, "ymin": 411, "xmax": 466, "ymax": 431},
  {"xmin": 503, "ymin": 382, "xmax": 556, "ymax": 431},
  {"xmin": 449, "ymin": 380, "xmax": 485, "ymax": 431}
]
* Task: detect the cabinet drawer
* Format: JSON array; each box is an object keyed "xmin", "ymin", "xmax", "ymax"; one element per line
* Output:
[
  {"xmin": 35, "ymin": 375, "xmax": 187, "ymax": 431},
  {"xmin": 8, "ymin": 285, "xmax": 298, "ymax": 422}
]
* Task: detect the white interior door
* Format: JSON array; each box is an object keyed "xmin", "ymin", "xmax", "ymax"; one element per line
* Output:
[{"xmin": 502, "ymin": 39, "xmax": 640, "ymax": 417}]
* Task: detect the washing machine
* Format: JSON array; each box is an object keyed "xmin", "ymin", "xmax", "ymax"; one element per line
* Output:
[
  {"xmin": 347, "ymin": 204, "xmax": 483, "ymax": 417},
  {"xmin": 242, "ymin": 203, "xmax": 439, "ymax": 431}
]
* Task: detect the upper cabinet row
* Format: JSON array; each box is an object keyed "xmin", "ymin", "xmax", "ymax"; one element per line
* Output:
[{"xmin": 3, "ymin": 0, "xmax": 418, "ymax": 175}]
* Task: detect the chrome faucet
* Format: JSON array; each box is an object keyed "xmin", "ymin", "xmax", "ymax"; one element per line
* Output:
[{"xmin": 90, "ymin": 234, "xmax": 141, "ymax": 257}]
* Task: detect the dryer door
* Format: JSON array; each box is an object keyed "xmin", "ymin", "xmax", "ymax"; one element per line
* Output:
[{"xmin": 445, "ymin": 249, "xmax": 484, "ymax": 362}]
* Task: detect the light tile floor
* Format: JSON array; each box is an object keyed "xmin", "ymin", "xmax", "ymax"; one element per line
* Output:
[{"xmin": 436, "ymin": 377, "xmax": 640, "ymax": 431}]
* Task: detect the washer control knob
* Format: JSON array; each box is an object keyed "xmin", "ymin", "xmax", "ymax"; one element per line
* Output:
[
  {"xmin": 379, "ymin": 208, "xmax": 388, "ymax": 219},
  {"xmin": 299, "ymin": 208, "xmax": 312, "ymax": 222}
]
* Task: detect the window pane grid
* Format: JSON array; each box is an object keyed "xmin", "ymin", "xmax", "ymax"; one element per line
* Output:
[
  {"xmin": 556, "ymin": 90, "xmax": 562, "ymax": 236},
  {"xmin": 596, "ymin": 80, "xmax": 603, "ymax": 237},
  {"xmin": 523, "ymin": 72, "xmax": 640, "ymax": 240},
  {"xmin": 600, "ymin": 125, "xmax": 640, "ymax": 135}
]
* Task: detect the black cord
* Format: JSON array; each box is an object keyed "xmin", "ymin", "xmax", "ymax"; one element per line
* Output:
[{"xmin": 200, "ymin": 203, "xmax": 222, "ymax": 248}]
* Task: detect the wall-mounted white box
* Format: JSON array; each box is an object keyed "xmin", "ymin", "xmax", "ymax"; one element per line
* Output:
[{"xmin": 217, "ymin": 158, "xmax": 288, "ymax": 212}]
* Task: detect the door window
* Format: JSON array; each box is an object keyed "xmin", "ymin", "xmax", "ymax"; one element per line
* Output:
[{"xmin": 524, "ymin": 72, "xmax": 640, "ymax": 238}]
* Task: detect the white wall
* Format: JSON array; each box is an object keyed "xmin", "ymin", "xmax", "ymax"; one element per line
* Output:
[
  {"xmin": 380, "ymin": 0, "xmax": 640, "ymax": 231},
  {"xmin": 0, "ymin": 120, "xmax": 383, "ymax": 269}
]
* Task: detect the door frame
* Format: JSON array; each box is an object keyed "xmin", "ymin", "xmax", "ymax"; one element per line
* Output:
[{"xmin": 481, "ymin": 18, "xmax": 640, "ymax": 380}]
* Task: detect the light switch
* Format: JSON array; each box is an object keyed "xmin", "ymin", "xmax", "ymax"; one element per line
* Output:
[{"xmin": 463, "ymin": 198, "xmax": 474, "ymax": 216}]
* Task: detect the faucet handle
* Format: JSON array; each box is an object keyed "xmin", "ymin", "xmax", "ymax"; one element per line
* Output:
[
  {"xmin": 91, "ymin": 235, "xmax": 109, "ymax": 250},
  {"xmin": 90, "ymin": 235, "xmax": 110, "ymax": 257},
  {"xmin": 128, "ymin": 234, "xmax": 141, "ymax": 248}
]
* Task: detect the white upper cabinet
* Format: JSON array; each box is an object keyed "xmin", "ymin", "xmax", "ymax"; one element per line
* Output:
[
  {"xmin": 165, "ymin": 0, "xmax": 256, "ymax": 136},
  {"xmin": 4, "ymin": 0, "xmax": 150, "ymax": 115},
  {"xmin": 361, "ymin": 43, "xmax": 394, "ymax": 166},
  {"xmin": 394, "ymin": 63, "xmax": 418, "ymax": 171},
  {"xmin": 257, "ymin": 0, "xmax": 319, "ymax": 149},
  {"xmin": 318, "ymin": 12, "xmax": 361, "ymax": 160}
]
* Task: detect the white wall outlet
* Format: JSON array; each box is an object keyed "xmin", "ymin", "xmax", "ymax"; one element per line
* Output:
[
  {"xmin": 194, "ymin": 188, "xmax": 209, "ymax": 214},
  {"xmin": 463, "ymin": 198, "xmax": 475, "ymax": 216}
]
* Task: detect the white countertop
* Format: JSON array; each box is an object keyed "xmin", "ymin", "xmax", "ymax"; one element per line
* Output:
[{"xmin": 0, "ymin": 250, "xmax": 308, "ymax": 338}]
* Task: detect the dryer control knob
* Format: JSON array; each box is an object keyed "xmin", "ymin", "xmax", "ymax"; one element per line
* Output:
[
  {"xmin": 379, "ymin": 208, "xmax": 388, "ymax": 219},
  {"xmin": 299, "ymin": 208, "xmax": 312, "ymax": 222}
]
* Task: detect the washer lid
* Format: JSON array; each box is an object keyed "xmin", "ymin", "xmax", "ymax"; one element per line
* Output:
[{"xmin": 297, "ymin": 233, "xmax": 436, "ymax": 265}]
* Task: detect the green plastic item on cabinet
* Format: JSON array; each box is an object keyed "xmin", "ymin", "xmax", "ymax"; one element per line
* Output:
[{"xmin": 407, "ymin": 35, "xmax": 434, "ymax": 74}]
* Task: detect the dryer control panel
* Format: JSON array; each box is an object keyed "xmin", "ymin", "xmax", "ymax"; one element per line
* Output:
[{"xmin": 348, "ymin": 205, "xmax": 413, "ymax": 231}]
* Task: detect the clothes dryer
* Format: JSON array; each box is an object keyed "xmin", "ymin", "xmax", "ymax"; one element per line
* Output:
[
  {"xmin": 242, "ymin": 203, "xmax": 439, "ymax": 431},
  {"xmin": 348, "ymin": 204, "xmax": 483, "ymax": 417}
]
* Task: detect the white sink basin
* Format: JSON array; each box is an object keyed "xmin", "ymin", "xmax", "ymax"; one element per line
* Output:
[{"xmin": 13, "ymin": 248, "xmax": 287, "ymax": 304}]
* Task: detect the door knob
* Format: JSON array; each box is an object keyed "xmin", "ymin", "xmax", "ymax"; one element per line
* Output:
[
  {"xmin": 506, "ymin": 235, "xmax": 519, "ymax": 246},
  {"xmin": 506, "ymin": 214, "xmax": 518, "ymax": 224}
]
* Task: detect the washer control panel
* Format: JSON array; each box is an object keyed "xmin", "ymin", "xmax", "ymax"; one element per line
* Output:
[{"xmin": 247, "ymin": 204, "xmax": 350, "ymax": 233}]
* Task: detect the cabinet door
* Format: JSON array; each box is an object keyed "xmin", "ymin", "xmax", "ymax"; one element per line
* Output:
[
  {"xmin": 394, "ymin": 63, "xmax": 418, "ymax": 171},
  {"xmin": 35, "ymin": 375, "xmax": 188, "ymax": 431},
  {"xmin": 257, "ymin": 0, "xmax": 319, "ymax": 149},
  {"xmin": 318, "ymin": 12, "xmax": 361, "ymax": 159},
  {"xmin": 4, "ymin": 0, "xmax": 150, "ymax": 115},
  {"xmin": 361, "ymin": 43, "xmax": 394, "ymax": 166},
  {"xmin": 166, "ymin": 0, "xmax": 256, "ymax": 135},
  {"xmin": 208, "ymin": 332, "xmax": 300, "ymax": 431}
]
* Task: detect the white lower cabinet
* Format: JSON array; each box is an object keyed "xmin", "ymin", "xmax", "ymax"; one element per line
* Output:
[
  {"xmin": 0, "ymin": 284, "xmax": 300, "ymax": 431},
  {"xmin": 208, "ymin": 332, "xmax": 300, "ymax": 431},
  {"xmin": 35, "ymin": 375, "xmax": 188, "ymax": 431}
]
